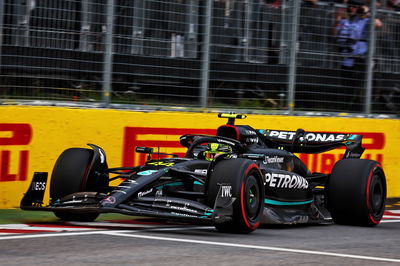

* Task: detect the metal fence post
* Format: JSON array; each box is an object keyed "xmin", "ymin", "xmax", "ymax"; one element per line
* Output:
[
  {"xmin": 102, "ymin": 0, "xmax": 115, "ymax": 106},
  {"xmin": 364, "ymin": 0, "xmax": 377, "ymax": 115},
  {"xmin": 0, "ymin": 0, "xmax": 4, "ymax": 71},
  {"xmin": 279, "ymin": 1, "xmax": 288, "ymax": 65},
  {"xmin": 243, "ymin": 0, "xmax": 251, "ymax": 62},
  {"xmin": 287, "ymin": 0, "xmax": 301, "ymax": 113},
  {"xmin": 131, "ymin": 0, "xmax": 145, "ymax": 55},
  {"xmin": 80, "ymin": 0, "xmax": 90, "ymax": 52},
  {"xmin": 200, "ymin": 0, "xmax": 213, "ymax": 108},
  {"xmin": 186, "ymin": 0, "xmax": 199, "ymax": 58}
]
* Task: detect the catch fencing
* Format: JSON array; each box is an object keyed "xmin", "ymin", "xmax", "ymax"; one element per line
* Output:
[{"xmin": 0, "ymin": 0, "xmax": 399, "ymax": 115}]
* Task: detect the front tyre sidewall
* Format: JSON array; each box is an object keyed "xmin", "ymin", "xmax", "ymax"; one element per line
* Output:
[
  {"xmin": 50, "ymin": 148, "xmax": 94, "ymax": 201},
  {"xmin": 207, "ymin": 159, "xmax": 264, "ymax": 233},
  {"xmin": 50, "ymin": 148, "xmax": 100, "ymax": 222},
  {"xmin": 239, "ymin": 167, "xmax": 263, "ymax": 231}
]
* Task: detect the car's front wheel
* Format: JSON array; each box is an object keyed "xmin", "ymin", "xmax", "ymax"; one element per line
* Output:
[
  {"xmin": 206, "ymin": 159, "xmax": 264, "ymax": 233},
  {"xmin": 50, "ymin": 148, "xmax": 107, "ymax": 222}
]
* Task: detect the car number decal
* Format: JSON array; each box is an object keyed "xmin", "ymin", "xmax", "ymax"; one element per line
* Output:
[{"xmin": 147, "ymin": 161, "xmax": 175, "ymax": 167}]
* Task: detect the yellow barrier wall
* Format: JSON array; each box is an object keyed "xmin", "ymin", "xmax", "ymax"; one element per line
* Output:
[{"xmin": 0, "ymin": 106, "xmax": 399, "ymax": 208}]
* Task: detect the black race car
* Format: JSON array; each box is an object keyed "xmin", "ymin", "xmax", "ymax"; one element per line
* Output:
[{"xmin": 21, "ymin": 113, "xmax": 386, "ymax": 233}]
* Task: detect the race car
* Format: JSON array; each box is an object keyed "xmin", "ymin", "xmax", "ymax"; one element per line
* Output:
[{"xmin": 21, "ymin": 113, "xmax": 386, "ymax": 233}]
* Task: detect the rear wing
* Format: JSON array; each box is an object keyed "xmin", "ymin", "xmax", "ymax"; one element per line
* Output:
[{"xmin": 259, "ymin": 129, "xmax": 365, "ymax": 158}]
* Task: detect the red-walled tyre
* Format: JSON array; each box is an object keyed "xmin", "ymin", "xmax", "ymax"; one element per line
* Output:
[
  {"xmin": 207, "ymin": 159, "xmax": 264, "ymax": 233},
  {"xmin": 326, "ymin": 159, "xmax": 386, "ymax": 226}
]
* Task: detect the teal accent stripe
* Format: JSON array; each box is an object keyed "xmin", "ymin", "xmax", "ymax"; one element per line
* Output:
[
  {"xmin": 265, "ymin": 199, "xmax": 313, "ymax": 206},
  {"xmin": 155, "ymin": 182, "xmax": 184, "ymax": 189},
  {"xmin": 348, "ymin": 135, "xmax": 357, "ymax": 140},
  {"xmin": 194, "ymin": 181, "xmax": 204, "ymax": 185}
]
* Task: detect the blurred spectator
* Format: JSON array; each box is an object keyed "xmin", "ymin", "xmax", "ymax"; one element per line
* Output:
[
  {"xmin": 387, "ymin": 0, "xmax": 400, "ymax": 10},
  {"xmin": 335, "ymin": 0, "xmax": 382, "ymax": 110},
  {"xmin": 335, "ymin": 0, "xmax": 349, "ymax": 26}
]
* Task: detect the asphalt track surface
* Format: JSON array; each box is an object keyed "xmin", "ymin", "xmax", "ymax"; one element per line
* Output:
[{"xmin": 1, "ymin": 208, "xmax": 400, "ymax": 265}]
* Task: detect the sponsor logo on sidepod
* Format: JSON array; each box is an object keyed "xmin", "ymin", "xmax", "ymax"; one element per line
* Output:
[
  {"xmin": 264, "ymin": 173, "xmax": 308, "ymax": 189},
  {"xmin": 137, "ymin": 188, "xmax": 153, "ymax": 197},
  {"xmin": 263, "ymin": 156, "xmax": 284, "ymax": 164}
]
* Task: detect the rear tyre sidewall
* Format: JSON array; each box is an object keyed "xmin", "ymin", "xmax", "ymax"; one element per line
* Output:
[{"xmin": 326, "ymin": 159, "xmax": 386, "ymax": 226}]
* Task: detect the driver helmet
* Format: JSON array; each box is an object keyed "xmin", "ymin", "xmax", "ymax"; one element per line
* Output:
[{"xmin": 203, "ymin": 143, "xmax": 232, "ymax": 161}]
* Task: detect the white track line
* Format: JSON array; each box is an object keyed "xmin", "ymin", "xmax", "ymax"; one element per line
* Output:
[
  {"xmin": 0, "ymin": 226, "xmax": 213, "ymax": 240},
  {"xmin": 381, "ymin": 219, "xmax": 400, "ymax": 223},
  {"xmin": 101, "ymin": 231, "xmax": 400, "ymax": 263},
  {"xmin": 141, "ymin": 226, "xmax": 215, "ymax": 231},
  {"xmin": 0, "ymin": 231, "xmax": 104, "ymax": 240},
  {"xmin": 386, "ymin": 210, "xmax": 400, "ymax": 214},
  {"xmin": 1, "ymin": 229, "xmax": 400, "ymax": 263},
  {"xmin": 0, "ymin": 224, "xmax": 99, "ymax": 231}
]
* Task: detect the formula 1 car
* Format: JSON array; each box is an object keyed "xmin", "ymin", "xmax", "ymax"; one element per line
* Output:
[{"xmin": 21, "ymin": 113, "xmax": 386, "ymax": 233}]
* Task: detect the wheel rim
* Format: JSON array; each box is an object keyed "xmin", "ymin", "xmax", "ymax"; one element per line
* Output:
[{"xmin": 245, "ymin": 175, "xmax": 261, "ymax": 220}]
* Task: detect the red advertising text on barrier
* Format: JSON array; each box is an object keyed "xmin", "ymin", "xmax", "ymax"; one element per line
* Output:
[{"xmin": 0, "ymin": 124, "xmax": 32, "ymax": 182}]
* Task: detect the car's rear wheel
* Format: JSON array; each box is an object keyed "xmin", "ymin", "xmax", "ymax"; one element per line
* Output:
[
  {"xmin": 50, "ymin": 148, "xmax": 107, "ymax": 222},
  {"xmin": 326, "ymin": 159, "xmax": 386, "ymax": 226},
  {"xmin": 207, "ymin": 159, "xmax": 264, "ymax": 233}
]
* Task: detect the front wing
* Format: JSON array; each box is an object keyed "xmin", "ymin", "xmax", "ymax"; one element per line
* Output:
[{"xmin": 20, "ymin": 172, "xmax": 235, "ymax": 225}]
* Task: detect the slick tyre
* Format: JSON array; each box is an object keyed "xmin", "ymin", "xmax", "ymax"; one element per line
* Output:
[
  {"xmin": 207, "ymin": 159, "xmax": 264, "ymax": 233},
  {"xmin": 50, "ymin": 148, "xmax": 101, "ymax": 222},
  {"xmin": 327, "ymin": 159, "xmax": 386, "ymax": 226}
]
